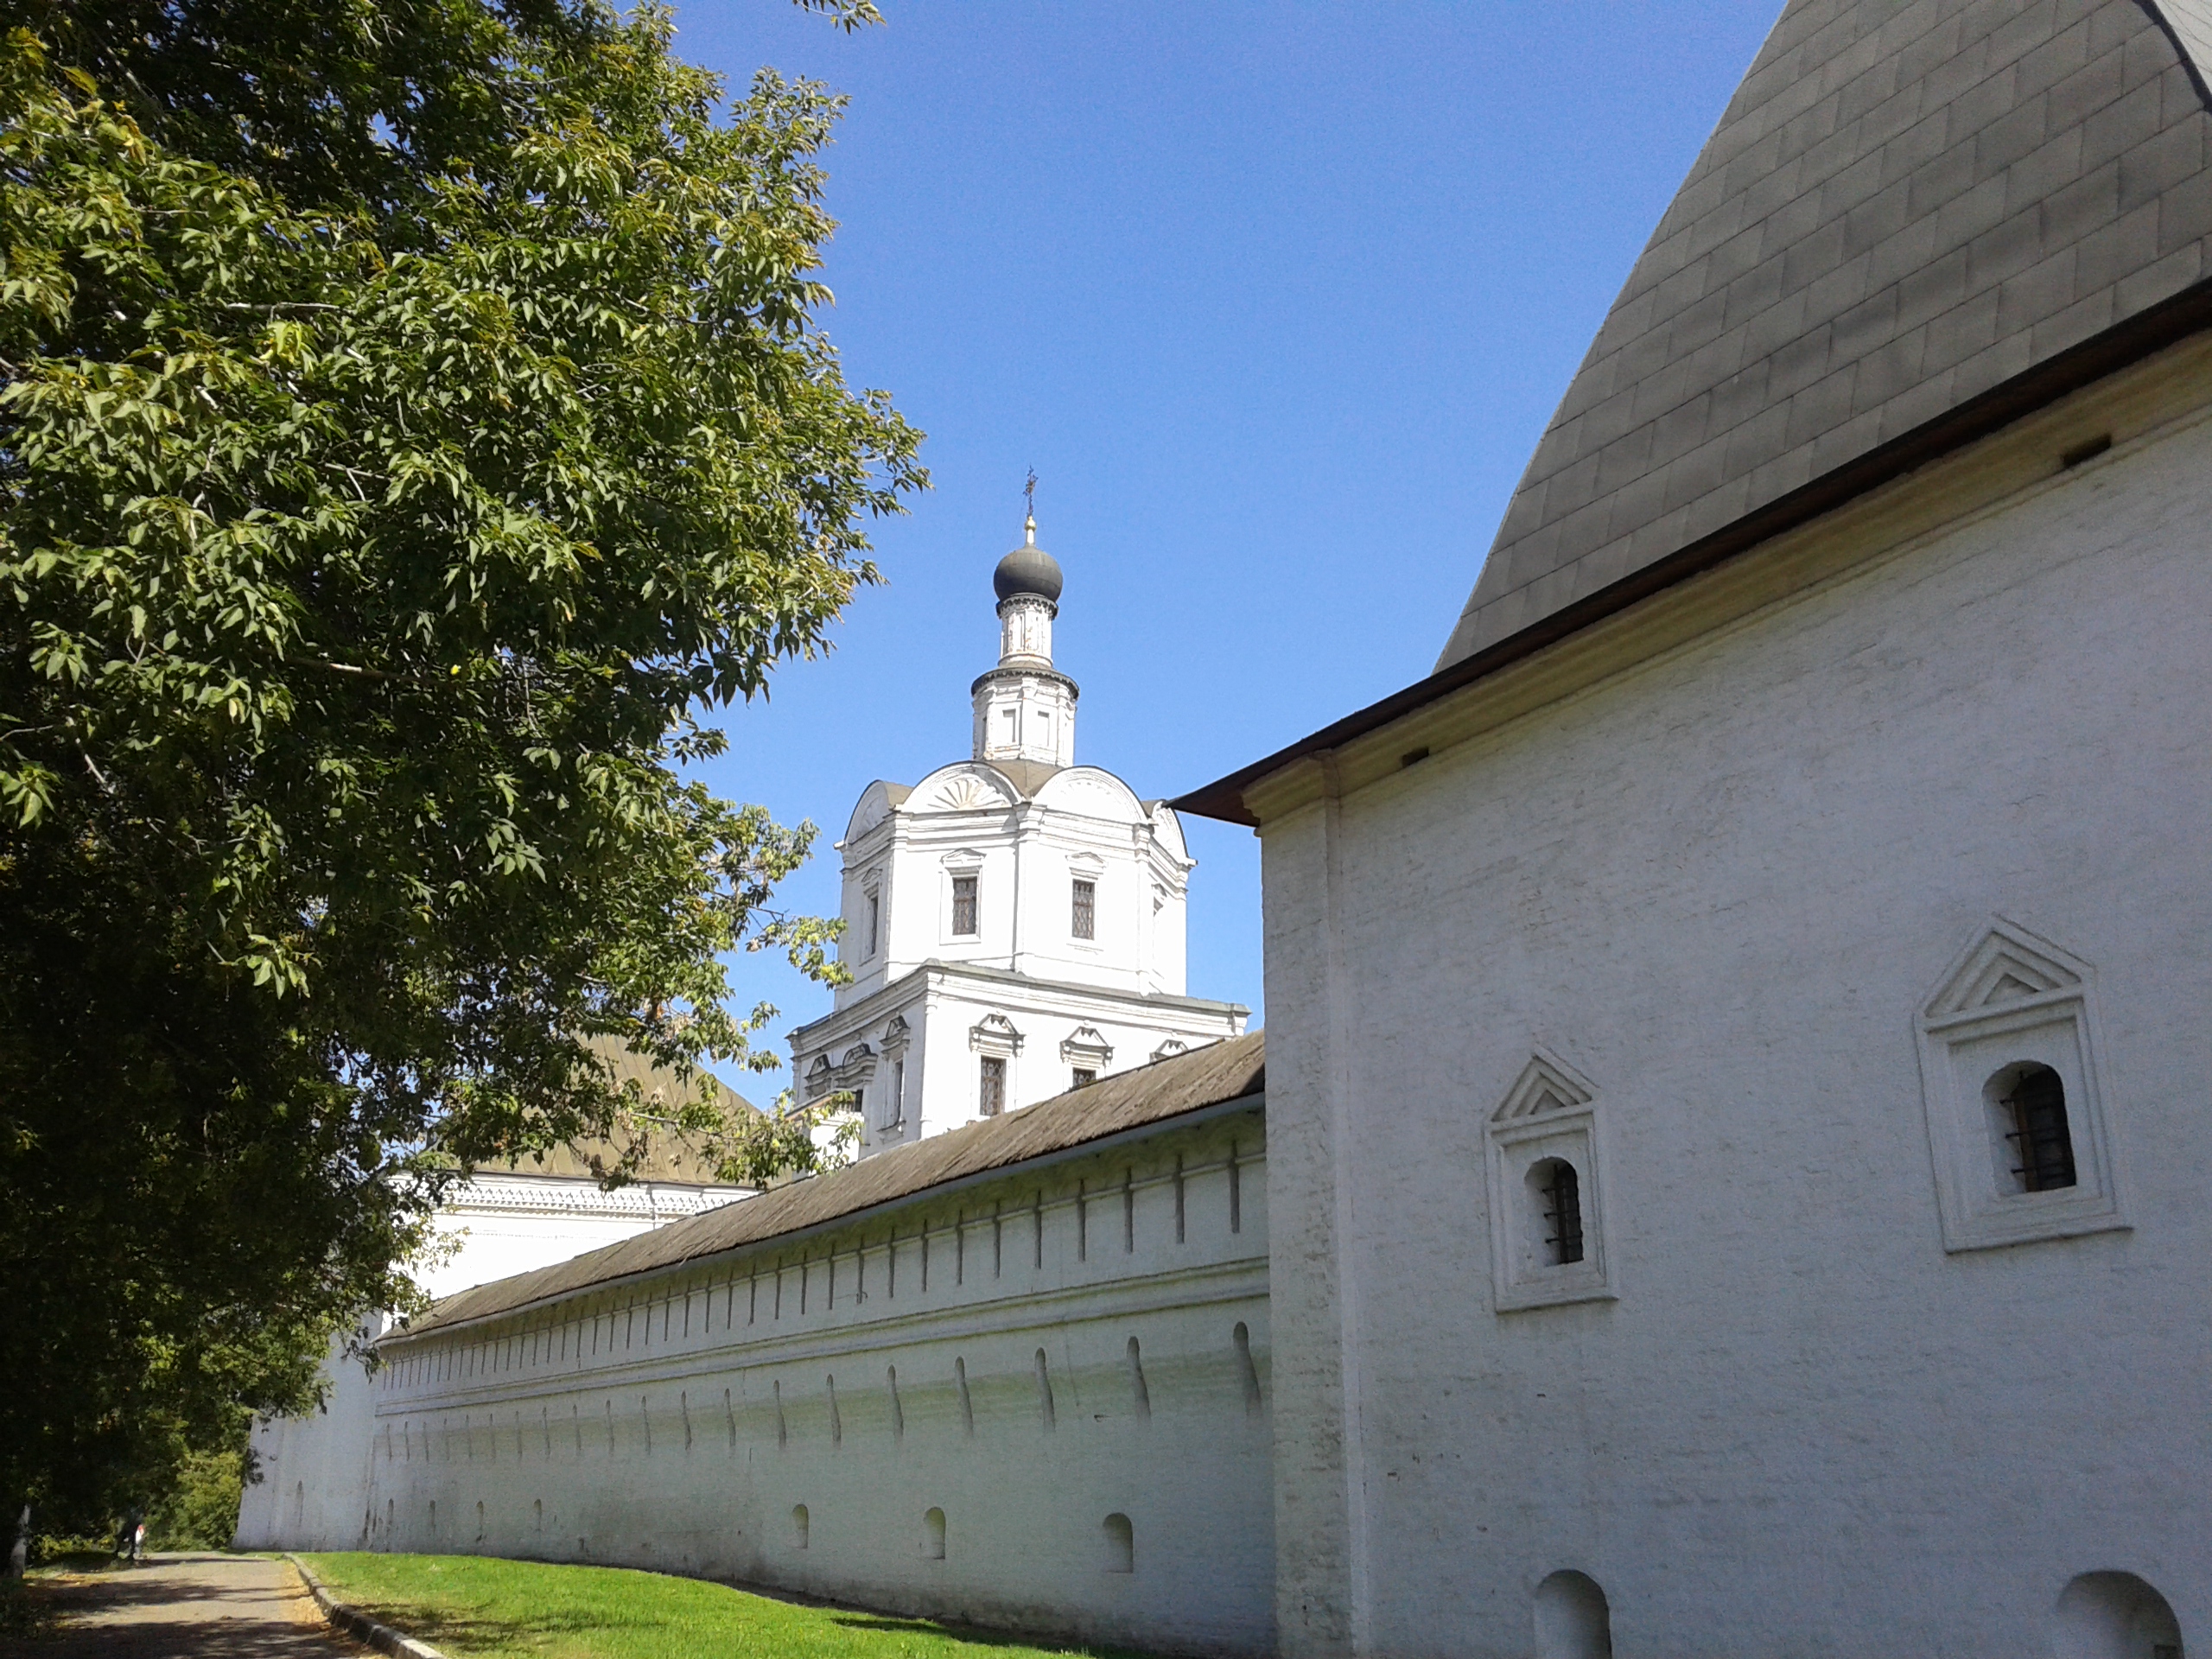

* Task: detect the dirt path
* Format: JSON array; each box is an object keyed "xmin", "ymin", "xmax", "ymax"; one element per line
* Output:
[{"xmin": 3, "ymin": 1552, "xmax": 353, "ymax": 1658}]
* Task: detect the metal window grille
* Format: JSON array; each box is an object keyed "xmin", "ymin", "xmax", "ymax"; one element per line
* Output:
[
  {"xmin": 1540, "ymin": 1161, "xmax": 1585, "ymax": 1266},
  {"xmin": 1071, "ymin": 1067, "xmax": 1096, "ymax": 1089},
  {"xmin": 979, "ymin": 1056, "xmax": 1006, "ymax": 1116},
  {"xmin": 951, "ymin": 874, "xmax": 978, "ymax": 936},
  {"xmin": 1071, "ymin": 878, "xmax": 1096, "ymax": 940},
  {"xmin": 2003, "ymin": 1065, "xmax": 2076, "ymax": 1192}
]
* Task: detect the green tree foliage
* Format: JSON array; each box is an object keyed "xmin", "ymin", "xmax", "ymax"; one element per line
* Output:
[{"xmin": 0, "ymin": 0, "xmax": 920, "ymax": 1537}]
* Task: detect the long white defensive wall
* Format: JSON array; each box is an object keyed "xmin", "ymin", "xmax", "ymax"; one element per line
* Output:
[{"xmin": 238, "ymin": 1037, "xmax": 1274, "ymax": 1657}]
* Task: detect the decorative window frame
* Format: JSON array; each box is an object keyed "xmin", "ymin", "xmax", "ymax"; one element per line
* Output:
[
  {"xmin": 1914, "ymin": 918, "xmax": 2126, "ymax": 1253},
  {"xmin": 1066, "ymin": 853, "xmax": 1107, "ymax": 950},
  {"xmin": 969, "ymin": 1013, "xmax": 1023, "ymax": 1059},
  {"xmin": 1150, "ymin": 1037, "xmax": 1188, "ymax": 1063},
  {"xmin": 861, "ymin": 868, "xmax": 883, "ymax": 959},
  {"xmin": 1484, "ymin": 1050, "xmax": 1616, "ymax": 1312},
  {"xmin": 1060, "ymin": 1025, "xmax": 1113, "ymax": 1071},
  {"xmin": 942, "ymin": 850, "xmax": 984, "ymax": 940}
]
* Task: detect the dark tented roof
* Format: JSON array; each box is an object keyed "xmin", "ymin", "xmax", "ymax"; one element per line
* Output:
[
  {"xmin": 1438, "ymin": 0, "xmax": 2212, "ymax": 668},
  {"xmin": 392, "ymin": 1032, "xmax": 1266, "ymax": 1339},
  {"xmin": 481, "ymin": 1038, "xmax": 758, "ymax": 1186}
]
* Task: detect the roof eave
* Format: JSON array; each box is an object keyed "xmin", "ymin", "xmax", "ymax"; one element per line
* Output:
[{"xmin": 1174, "ymin": 276, "xmax": 2212, "ymax": 829}]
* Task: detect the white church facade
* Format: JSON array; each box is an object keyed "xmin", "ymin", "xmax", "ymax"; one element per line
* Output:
[{"xmin": 245, "ymin": 2, "xmax": 2212, "ymax": 1654}]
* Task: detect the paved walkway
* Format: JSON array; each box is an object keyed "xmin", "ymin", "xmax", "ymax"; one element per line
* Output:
[{"xmin": 3, "ymin": 1553, "xmax": 353, "ymax": 1658}]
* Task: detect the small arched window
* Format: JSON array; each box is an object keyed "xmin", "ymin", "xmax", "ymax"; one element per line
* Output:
[
  {"xmin": 791, "ymin": 1503, "xmax": 810, "ymax": 1550},
  {"xmin": 1102, "ymin": 1512, "xmax": 1135, "ymax": 1573},
  {"xmin": 1986, "ymin": 1062, "xmax": 2075, "ymax": 1192},
  {"xmin": 924, "ymin": 1507, "xmax": 946, "ymax": 1560},
  {"xmin": 1529, "ymin": 1158, "xmax": 1585, "ymax": 1266}
]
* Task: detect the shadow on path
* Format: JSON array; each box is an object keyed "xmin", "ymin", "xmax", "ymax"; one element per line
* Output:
[{"xmin": 0, "ymin": 1553, "xmax": 351, "ymax": 1659}]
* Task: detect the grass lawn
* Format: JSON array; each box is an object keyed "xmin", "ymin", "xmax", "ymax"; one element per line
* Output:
[{"xmin": 298, "ymin": 1554, "xmax": 1157, "ymax": 1659}]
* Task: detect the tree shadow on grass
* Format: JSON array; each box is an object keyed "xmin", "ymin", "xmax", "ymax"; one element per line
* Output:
[
  {"xmin": 340, "ymin": 1598, "xmax": 640, "ymax": 1652},
  {"xmin": 827, "ymin": 1614, "xmax": 1157, "ymax": 1659}
]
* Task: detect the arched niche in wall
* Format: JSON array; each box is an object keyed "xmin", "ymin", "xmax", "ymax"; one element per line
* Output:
[
  {"xmin": 1534, "ymin": 1569, "xmax": 1612, "ymax": 1659},
  {"xmin": 1101, "ymin": 1512, "xmax": 1135, "ymax": 1574},
  {"xmin": 2053, "ymin": 1571, "xmax": 2183, "ymax": 1659}
]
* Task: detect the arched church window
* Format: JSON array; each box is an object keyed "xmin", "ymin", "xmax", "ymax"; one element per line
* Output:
[
  {"xmin": 866, "ymin": 893, "xmax": 880, "ymax": 957},
  {"xmin": 791, "ymin": 1503, "xmax": 809, "ymax": 1549},
  {"xmin": 1987, "ymin": 1062, "xmax": 2075, "ymax": 1192},
  {"xmin": 1071, "ymin": 878, "xmax": 1096, "ymax": 940},
  {"xmin": 979, "ymin": 1056, "xmax": 1006, "ymax": 1117},
  {"xmin": 1531, "ymin": 1159, "xmax": 1585, "ymax": 1266},
  {"xmin": 951, "ymin": 874, "xmax": 978, "ymax": 937}
]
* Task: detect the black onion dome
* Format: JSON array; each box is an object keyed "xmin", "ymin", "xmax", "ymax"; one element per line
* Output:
[{"xmin": 993, "ymin": 540, "xmax": 1064, "ymax": 604}]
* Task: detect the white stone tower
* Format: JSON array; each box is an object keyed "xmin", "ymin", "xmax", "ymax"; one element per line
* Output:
[{"xmin": 789, "ymin": 515, "xmax": 1247, "ymax": 1157}]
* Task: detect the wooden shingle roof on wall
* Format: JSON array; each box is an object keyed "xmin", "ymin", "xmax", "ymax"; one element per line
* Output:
[
  {"xmin": 391, "ymin": 1032, "xmax": 1266, "ymax": 1340},
  {"xmin": 1438, "ymin": 0, "xmax": 2212, "ymax": 667}
]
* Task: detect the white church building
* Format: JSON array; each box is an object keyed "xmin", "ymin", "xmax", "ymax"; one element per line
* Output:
[
  {"xmin": 244, "ymin": 2, "xmax": 2212, "ymax": 1654},
  {"xmin": 791, "ymin": 515, "xmax": 1247, "ymax": 1160}
]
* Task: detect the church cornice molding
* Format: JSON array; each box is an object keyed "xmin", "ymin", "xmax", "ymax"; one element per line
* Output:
[
  {"xmin": 442, "ymin": 1178, "xmax": 746, "ymax": 1218},
  {"xmin": 786, "ymin": 959, "xmax": 1247, "ymax": 1052},
  {"xmin": 969, "ymin": 664, "xmax": 1080, "ymax": 698}
]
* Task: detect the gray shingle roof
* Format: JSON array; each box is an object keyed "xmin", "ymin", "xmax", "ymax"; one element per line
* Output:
[
  {"xmin": 1439, "ymin": 0, "xmax": 2212, "ymax": 669},
  {"xmin": 390, "ymin": 1031, "xmax": 1266, "ymax": 1340}
]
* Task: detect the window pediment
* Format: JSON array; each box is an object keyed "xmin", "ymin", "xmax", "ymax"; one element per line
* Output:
[
  {"xmin": 1922, "ymin": 919, "xmax": 2084, "ymax": 1027},
  {"xmin": 1491, "ymin": 1051, "xmax": 1597, "ymax": 1123},
  {"xmin": 1060, "ymin": 1026, "xmax": 1113, "ymax": 1067}
]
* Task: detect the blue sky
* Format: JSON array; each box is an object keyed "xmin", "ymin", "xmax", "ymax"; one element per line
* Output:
[{"xmin": 683, "ymin": 1, "xmax": 1780, "ymax": 1096}]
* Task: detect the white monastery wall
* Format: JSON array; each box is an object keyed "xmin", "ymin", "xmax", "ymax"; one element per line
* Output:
[
  {"xmin": 238, "ymin": 1321, "xmax": 385, "ymax": 1554},
  {"xmin": 238, "ymin": 1173, "xmax": 748, "ymax": 1551},
  {"xmin": 311, "ymin": 1107, "xmax": 1274, "ymax": 1656},
  {"xmin": 1262, "ymin": 407, "xmax": 2212, "ymax": 1657}
]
